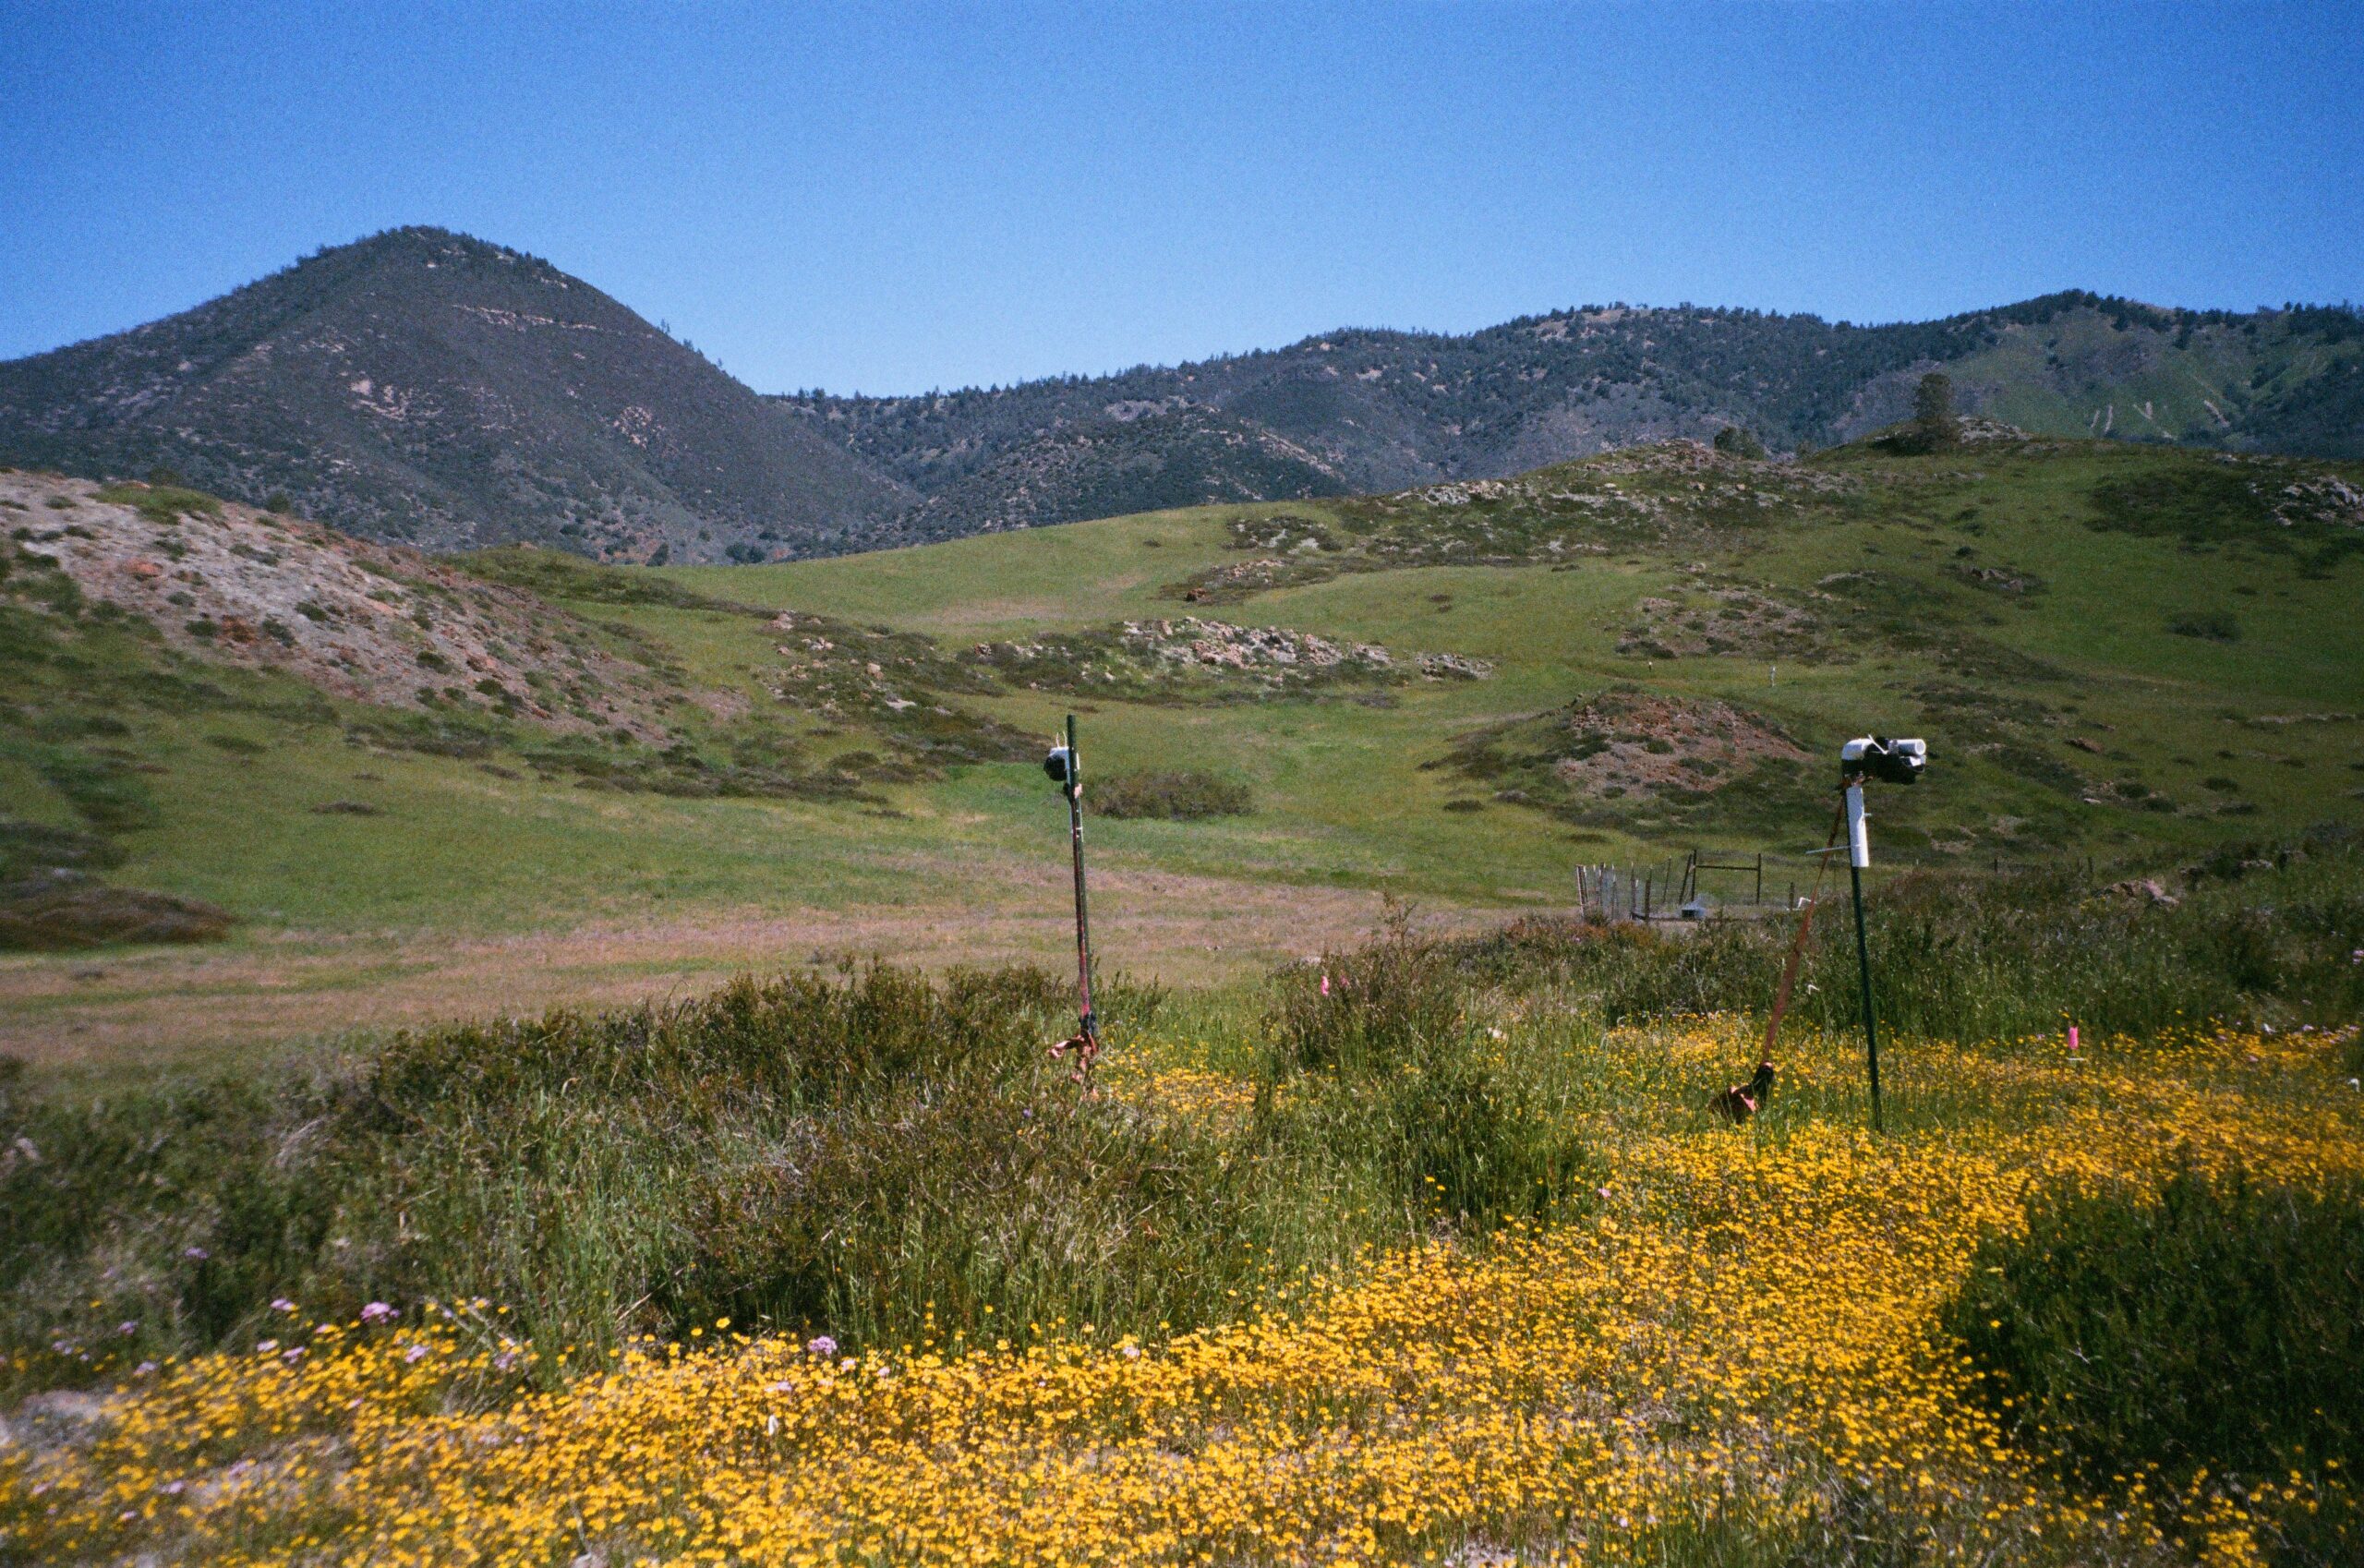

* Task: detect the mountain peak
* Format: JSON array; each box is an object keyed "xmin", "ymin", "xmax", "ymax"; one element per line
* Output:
[
  {"xmin": 5, "ymin": 236, "xmax": 2358, "ymax": 564},
  {"xmin": 0, "ymin": 231, "xmax": 910, "ymax": 561}
]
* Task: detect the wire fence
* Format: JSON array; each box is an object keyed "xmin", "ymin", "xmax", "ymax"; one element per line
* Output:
[
  {"xmin": 1573, "ymin": 848, "xmax": 2102, "ymax": 922},
  {"xmin": 1572, "ymin": 849, "xmax": 1814, "ymax": 922}
]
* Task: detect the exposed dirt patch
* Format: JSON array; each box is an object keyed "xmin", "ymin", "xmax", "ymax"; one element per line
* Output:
[
  {"xmin": 1543, "ymin": 693, "xmax": 1810, "ymax": 795},
  {"xmin": 1438, "ymin": 689, "xmax": 1819, "ymax": 837},
  {"xmin": 6, "ymin": 471, "xmax": 671, "ymax": 740}
]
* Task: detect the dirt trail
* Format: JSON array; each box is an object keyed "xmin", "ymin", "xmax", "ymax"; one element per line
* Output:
[{"xmin": 0, "ymin": 872, "xmax": 1526, "ymax": 1074}]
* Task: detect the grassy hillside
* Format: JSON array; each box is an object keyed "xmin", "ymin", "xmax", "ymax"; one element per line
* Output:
[
  {"xmin": 5, "ymin": 430, "xmax": 2360, "ymax": 1072},
  {"xmin": 708, "ymin": 428, "xmax": 2364, "ymax": 864}
]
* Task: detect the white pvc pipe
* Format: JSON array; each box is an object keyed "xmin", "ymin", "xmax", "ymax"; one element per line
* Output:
[{"xmin": 1844, "ymin": 782, "xmax": 1871, "ymax": 869}]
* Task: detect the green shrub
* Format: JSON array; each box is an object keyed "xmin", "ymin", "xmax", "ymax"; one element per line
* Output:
[
  {"xmin": 1365, "ymin": 1044, "xmax": 1580, "ymax": 1224},
  {"xmin": 1259, "ymin": 913, "xmax": 1592, "ymax": 1224},
  {"xmin": 1947, "ymin": 1165, "xmax": 2364, "ymax": 1558},
  {"xmin": 2166, "ymin": 609, "xmax": 2242, "ymax": 642},
  {"xmin": 1265, "ymin": 911, "xmax": 1462, "ymax": 1074},
  {"xmin": 672, "ymin": 1065, "xmax": 1247, "ymax": 1345},
  {"xmin": 94, "ymin": 483, "xmax": 222, "ymax": 525},
  {"xmin": 1092, "ymin": 769, "xmax": 1252, "ymax": 820},
  {"xmin": 1711, "ymin": 425, "xmax": 1767, "ymax": 460}
]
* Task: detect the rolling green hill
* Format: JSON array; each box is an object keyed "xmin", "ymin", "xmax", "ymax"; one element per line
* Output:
[{"xmin": 5, "ymin": 428, "xmax": 2359, "ymax": 1068}]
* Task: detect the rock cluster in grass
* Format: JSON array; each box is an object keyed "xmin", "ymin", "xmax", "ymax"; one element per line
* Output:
[
  {"xmin": 1129, "ymin": 617, "xmax": 1390, "ymax": 674},
  {"xmin": 966, "ymin": 617, "xmax": 1490, "ymax": 701}
]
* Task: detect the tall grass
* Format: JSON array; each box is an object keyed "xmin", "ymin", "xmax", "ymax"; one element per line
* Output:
[
  {"xmin": 2, "ymin": 955, "xmax": 1587, "ymax": 1392},
  {"xmin": 1448, "ymin": 838, "xmax": 2364, "ymax": 1044},
  {"xmin": 6, "ymin": 840, "xmax": 2355, "ymax": 1399},
  {"xmin": 1258, "ymin": 911, "xmax": 1595, "ymax": 1225},
  {"xmin": 1948, "ymin": 1164, "xmax": 2364, "ymax": 1564}
]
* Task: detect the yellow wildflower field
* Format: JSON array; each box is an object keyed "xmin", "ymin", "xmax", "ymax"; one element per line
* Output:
[{"xmin": 6, "ymin": 1020, "xmax": 2358, "ymax": 1566}]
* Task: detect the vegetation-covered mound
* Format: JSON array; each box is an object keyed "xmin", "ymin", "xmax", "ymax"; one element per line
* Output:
[
  {"xmin": 1440, "ymin": 689, "xmax": 1818, "ymax": 838},
  {"xmin": 1091, "ymin": 769, "xmax": 1253, "ymax": 820},
  {"xmin": 893, "ymin": 405, "xmax": 1353, "ymax": 543},
  {"xmin": 0, "ymin": 225, "xmax": 911, "ymax": 563}
]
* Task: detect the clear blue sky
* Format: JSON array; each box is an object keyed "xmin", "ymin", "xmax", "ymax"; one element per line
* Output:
[{"xmin": 2, "ymin": 2, "xmax": 2357, "ymax": 394}]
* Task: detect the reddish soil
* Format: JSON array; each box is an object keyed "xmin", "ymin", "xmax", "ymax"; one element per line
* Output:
[{"xmin": 1552, "ymin": 693, "xmax": 1808, "ymax": 796}]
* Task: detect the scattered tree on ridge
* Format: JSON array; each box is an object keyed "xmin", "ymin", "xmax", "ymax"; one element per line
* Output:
[
  {"xmin": 1712, "ymin": 425, "xmax": 1767, "ymax": 459},
  {"xmin": 1906, "ymin": 371, "xmax": 1961, "ymax": 452}
]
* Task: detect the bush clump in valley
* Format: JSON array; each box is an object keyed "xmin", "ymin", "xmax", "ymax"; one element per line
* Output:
[
  {"xmin": 2166, "ymin": 609, "xmax": 2243, "ymax": 642},
  {"xmin": 1948, "ymin": 1164, "xmax": 2364, "ymax": 1560},
  {"xmin": 0, "ymin": 949, "xmax": 1590, "ymax": 1391},
  {"xmin": 1092, "ymin": 768, "xmax": 1252, "ymax": 820}
]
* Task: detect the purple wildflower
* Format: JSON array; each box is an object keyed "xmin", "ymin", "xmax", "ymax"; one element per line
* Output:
[
  {"xmin": 805, "ymin": 1334, "xmax": 838, "ymax": 1357},
  {"xmin": 361, "ymin": 1301, "xmax": 397, "ymax": 1325}
]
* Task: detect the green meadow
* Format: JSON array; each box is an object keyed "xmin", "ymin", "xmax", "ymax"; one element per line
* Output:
[{"xmin": 5, "ymin": 432, "xmax": 2361, "ymax": 1075}]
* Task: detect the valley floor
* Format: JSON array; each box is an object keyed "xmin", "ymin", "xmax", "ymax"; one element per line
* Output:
[{"xmin": 0, "ymin": 874, "xmax": 1513, "ymax": 1078}]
